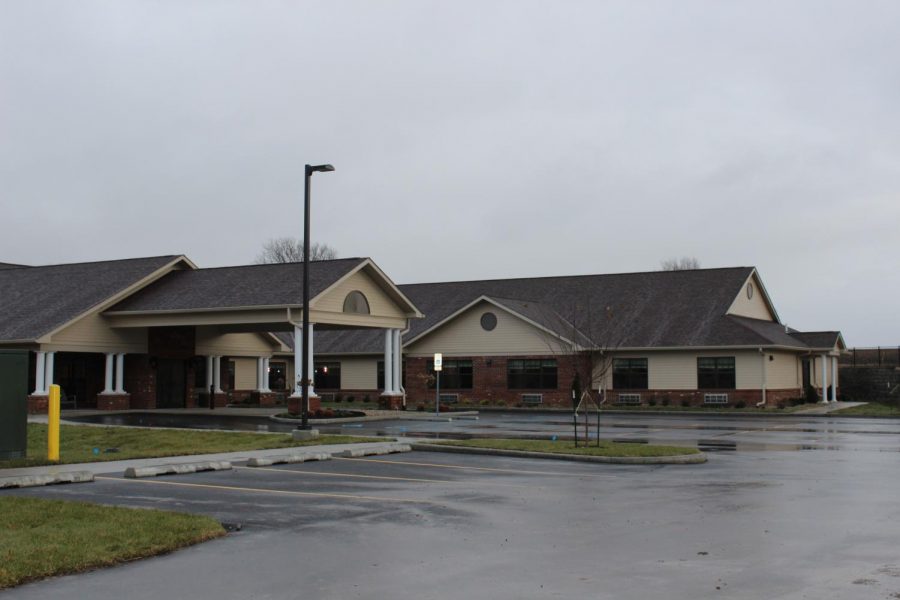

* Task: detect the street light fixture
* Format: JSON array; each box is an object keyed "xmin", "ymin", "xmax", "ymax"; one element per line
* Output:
[{"xmin": 299, "ymin": 163, "xmax": 334, "ymax": 430}]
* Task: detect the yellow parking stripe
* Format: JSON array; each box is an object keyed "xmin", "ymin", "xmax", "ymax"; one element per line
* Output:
[
  {"xmin": 94, "ymin": 476, "xmax": 441, "ymax": 505},
  {"xmin": 234, "ymin": 465, "xmax": 534, "ymax": 488},
  {"xmin": 333, "ymin": 457, "xmax": 616, "ymax": 478}
]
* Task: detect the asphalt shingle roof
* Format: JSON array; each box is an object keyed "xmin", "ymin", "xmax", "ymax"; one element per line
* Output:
[
  {"xmin": 0, "ymin": 256, "xmax": 179, "ymax": 342},
  {"xmin": 789, "ymin": 331, "xmax": 842, "ymax": 349},
  {"xmin": 307, "ymin": 267, "xmax": 832, "ymax": 355},
  {"xmin": 109, "ymin": 258, "xmax": 368, "ymax": 312}
]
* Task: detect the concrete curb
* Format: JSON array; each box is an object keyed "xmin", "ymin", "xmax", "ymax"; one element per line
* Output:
[
  {"xmin": 124, "ymin": 461, "xmax": 232, "ymax": 478},
  {"xmin": 0, "ymin": 471, "xmax": 94, "ymax": 488},
  {"xmin": 338, "ymin": 443, "xmax": 412, "ymax": 458},
  {"xmin": 409, "ymin": 443, "xmax": 707, "ymax": 465},
  {"xmin": 247, "ymin": 452, "xmax": 332, "ymax": 467},
  {"xmin": 268, "ymin": 411, "xmax": 479, "ymax": 425}
]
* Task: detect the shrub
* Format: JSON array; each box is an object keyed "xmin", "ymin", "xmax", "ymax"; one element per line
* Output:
[
  {"xmin": 661, "ymin": 397, "xmax": 671, "ymax": 407},
  {"xmin": 648, "ymin": 398, "xmax": 657, "ymax": 407},
  {"xmin": 479, "ymin": 399, "xmax": 490, "ymax": 406},
  {"xmin": 416, "ymin": 403, "xmax": 425, "ymax": 412},
  {"xmin": 334, "ymin": 394, "xmax": 344, "ymax": 403},
  {"xmin": 681, "ymin": 399, "xmax": 691, "ymax": 408},
  {"xmin": 346, "ymin": 395, "xmax": 355, "ymax": 403},
  {"xmin": 776, "ymin": 401, "xmax": 786, "ymax": 409},
  {"xmin": 734, "ymin": 401, "xmax": 746, "ymax": 409},
  {"xmin": 363, "ymin": 394, "xmax": 371, "ymax": 404},
  {"xmin": 804, "ymin": 385, "xmax": 819, "ymax": 404}
]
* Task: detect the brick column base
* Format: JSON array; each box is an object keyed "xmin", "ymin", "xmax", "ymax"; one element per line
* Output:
[
  {"xmin": 96, "ymin": 394, "xmax": 131, "ymax": 411},
  {"xmin": 27, "ymin": 395, "xmax": 49, "ymax": 415},
  {"xmin": 379, "ymin": 395, "xmax": 404, "ymax": 410},
  {"xmin": 288, "ymin": 396, "xmax": 321, "ymax": 415}
]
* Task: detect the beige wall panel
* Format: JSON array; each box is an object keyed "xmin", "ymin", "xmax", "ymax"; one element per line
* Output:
[
  {"xmin": 727, "ymin": 273, "xmax": 776, "ymax": 321},
  {"xmin": 196, "ymin": 328, "xmax": 274, "ymax": 357},
  {"xmin": 339, "ymin": 357, "xmax": 379, "ymax": 389},
  {"xmin": 234, "ymin": 357, "xmax": 258, "ymax": 390},
  {"xmin": 767, "ymin": 351, "xmax": 801, "ymax": 389},
  {"xmin": 603, "ymin": 350, "xmax": 765, "ymax": 390},
  {"xmin": 407, "ymin": 301, "xmax": 569, "ymax": 357},
  {"xmin": 48, "ymin": 313, "xmax": 147, "ymax": 353},
  {"xmin": 809, "ymin": 355, "xmax": 840, "ymax": 388},
  {"xmin": 312, "ymin": 269, "xmax": 406, "ymax": 319}
]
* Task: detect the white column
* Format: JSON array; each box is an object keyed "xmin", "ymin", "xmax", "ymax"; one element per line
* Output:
[
  {"xmin": 102, "ymin": 352, "xmax": 114, "ymax": 394},
  {"xmin": 213, "ymin": 356, "xmax": 222, "ymax": 393},
  {"xmin": 263, "ymin": 357, "xmax": 270, "ymax": 392},
  {"xmin": 392, "ymin": 329, "xmax": 402, "ymax": 393},
  {"xmin": 307, "ymin": 323, "xmax": 316, "ymax": 397},
  {"xmin": 44, "ymin": 351, "xmax": 55, "ymax": 392},
  {"xmin": 830, "ymin": 356, "xmax": 838, "ymax": 402},
  {"xmin": 382, "ymin": 329, "xmax": 393, "ymax": 394},
  {"xmin": 292, "ymin": 325, "xmax": 302, "ymax": 397},
  {"xmin": 115, "ymin": 353, "xmax": 126, "ymax": 393},
  {"xmin": 34, "ymin": 351, "xmax": 46, "ymax": 395},
  {"xmin": 205, "ymin": 356, "xmax": 214, "ymax": 391},
  {"xmin": 257, "ymin": 357, "xmax": 266, "ymax": 392},
  {"xmin": 821, "ymin": 353, "xmax": 828, "ymax": 403}
]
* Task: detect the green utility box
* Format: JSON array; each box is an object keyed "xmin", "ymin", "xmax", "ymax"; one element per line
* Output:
[{"xmin": 0, "ymin": 349, "xmax": 28, "ymax": 460}]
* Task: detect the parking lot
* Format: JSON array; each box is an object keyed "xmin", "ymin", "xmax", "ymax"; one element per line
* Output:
[{"xmin": 3, "ymin": 415, "xmax": 900, "ymax": 599}]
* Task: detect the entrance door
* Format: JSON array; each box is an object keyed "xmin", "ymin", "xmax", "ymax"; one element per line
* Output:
[{"xmin": 156, "ymin": 358, "xmax": 186, "ymax": 408}]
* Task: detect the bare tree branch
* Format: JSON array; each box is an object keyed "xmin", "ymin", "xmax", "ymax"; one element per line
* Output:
[
  {"xmin": 660, "ymin": 256, "xmax": 701, "ymax": 271},
  {"xmin": 255, "ymin": 238, "xmax": 339, "ymax": 264}
]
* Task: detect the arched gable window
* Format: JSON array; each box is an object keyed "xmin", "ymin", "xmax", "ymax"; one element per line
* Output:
[{"xmin": 343, "ymin": 290, "xmax": 370, "ymax": 315}]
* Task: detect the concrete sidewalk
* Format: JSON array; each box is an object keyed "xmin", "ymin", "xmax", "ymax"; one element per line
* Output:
[
  {"xmin": 0, "ymin": 440, "xmax": 408, "ymax": 479},
  {"xmin": 792, "ymin": 401, "xmax": 866, "ymax": 414}
]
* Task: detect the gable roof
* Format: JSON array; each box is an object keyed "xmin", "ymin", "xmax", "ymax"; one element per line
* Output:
[
  {"xmin": 304, "ymin": 266, "xmax": 836, "ymax": 354},
  {"xmin": 0, "ymin": 262, "xmax": 28, "ymax": 270},
  {"xmin": 789, "ymin": 331, "xmax": 844, "ymax": 350},
  {"xmin": 108, "ymin": 258, "xmax": 370, "ymax": 313},
  {"xmin": 0, "ymin": 255, "xmax": 183, "ymax": 342}
]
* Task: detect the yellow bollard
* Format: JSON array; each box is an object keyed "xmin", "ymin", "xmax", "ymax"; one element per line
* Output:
[{"xmin": 48, "ymin": 384, "xmax": 60, "ymax": 462}]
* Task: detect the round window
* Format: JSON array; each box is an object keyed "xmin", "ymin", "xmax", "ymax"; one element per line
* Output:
[
  {"xmin": 747, "ymin": 282, "xmax": 754, "ymax": 299},
  {"xmin": 480, "ymin": 312, "xmax": 497, "ymax": 331}
]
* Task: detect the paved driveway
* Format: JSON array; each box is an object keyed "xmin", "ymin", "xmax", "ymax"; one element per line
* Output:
[{"xmin": 3, "ymin": 417, "xmax": 900, "ymax": 600}]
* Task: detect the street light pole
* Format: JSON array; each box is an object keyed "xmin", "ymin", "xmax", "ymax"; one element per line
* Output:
[{"xmin": 300, "ymin": 163, "xmax": 334, "ymax": 430}]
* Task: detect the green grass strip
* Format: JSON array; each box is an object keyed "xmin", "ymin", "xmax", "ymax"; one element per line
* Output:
[
  {"xmin": 831, "ymin": 402, "xmax": 900, "ymax": 417},
  {"xmin": 0, "ymin": 497, "xmax": 224, "ymax": 589},
  {"xmin": 0, "ymin": 424, "xmax": 384, "ymax": 469},
  {"xmin": 435, "ymin": 438, "xmax": 700, "ymax": 457}
]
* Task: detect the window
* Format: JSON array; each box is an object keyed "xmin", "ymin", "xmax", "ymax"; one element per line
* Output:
[
  {"xmin": 704, "ymin": 393, "xmax": 729, "ymax": 404},
  {"xmin": 269, "ymin": 361, "xmax": 287, "ymax": 390},
  {"xmin": 377, "ymin": 360, "xmax": 406, "ymax": 389},
  {"xmin": 314, "ymin": 361, "xmax": 341, "ymax": 390},
  {"xmin": 507, "ymin": 359, "xmax": 558, "ymax": 389},
  {"xmin": 480, "ymin": 312, "xmax": 497, "ymax": 331},
  {"xmin": 521, "ymin": 393, "xmax": 543, "ymax": 405},
  {"xmin": 612, "ymin": 358, "xmax": 648, "ymax": 389},
  {"xmin": 427, "ymin": 359, "xmax": 473, "ymax": 389},
  {"xmin": 342, "ymin": 291, "xmax": 370, "ymax": 315},
  {"xmin": 697, "ymin": 357, "xmax": 736, "ymax": 389}
]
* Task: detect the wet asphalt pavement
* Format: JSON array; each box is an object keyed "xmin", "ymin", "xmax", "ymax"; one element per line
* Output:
[{"xmin": 3, "ymin": 413, "xmax": 900, "ymax": 599}]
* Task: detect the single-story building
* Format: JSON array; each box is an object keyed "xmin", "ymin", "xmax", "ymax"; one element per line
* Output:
[{"xmin": 0, "ymin": 256, "xmax": 844, "ymax": 412}]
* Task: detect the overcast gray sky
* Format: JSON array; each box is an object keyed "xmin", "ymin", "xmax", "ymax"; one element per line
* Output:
[{"xmin": 1, "ymin": 1, "xmax": 898, "ymax": 345}]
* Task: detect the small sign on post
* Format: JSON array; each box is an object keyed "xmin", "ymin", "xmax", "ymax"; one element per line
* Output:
[{"xmin": 434, "ymin": 353, "xmax": 442, "ymax": 415}]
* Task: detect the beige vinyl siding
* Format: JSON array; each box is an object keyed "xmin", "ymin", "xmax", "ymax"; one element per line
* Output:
[
  {"xmin": 767, "ymin": 351, "xmax": 801, "ymax": 389},
  {"xmin": 45, "ymin": 313, "xmax": 148, "ymax": 353},
  {"xmin": 603, "ymin": 350, "xmax": 770, "ymax": 390},
  {"xmin": 407, "ymin": 300, "xmax": 568, "ymax": 357},
  {"xmin": 312, "ymin": 268, "xmax": 407, "ymax": 319},
  {"xmin": 727, "ymin": 273, "xmax": 776, "ymax": 321},
  {"xmin": 338, "ymin": 357, "xmax": 379, "ymax": 389},
  {"xmin": 196, "ymin": 328, "xmax": 275, "ymax": 357},
  {"xmin": 233, "ymin": 357, "xmax": 258, "ymax": 390}
]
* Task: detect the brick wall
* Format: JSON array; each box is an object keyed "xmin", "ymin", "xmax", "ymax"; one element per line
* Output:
[
  {"xmin": 608, "ymin": 388, "xmax": 802, "ymax": 407},
  {"xmin": 125, "ymin": 354, "xmax": 156, "ymax": 409}
]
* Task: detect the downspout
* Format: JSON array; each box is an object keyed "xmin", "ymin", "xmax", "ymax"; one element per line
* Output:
[{"xmin": 756, "ymin": 348, "xmax": 767, "ymax": 407}]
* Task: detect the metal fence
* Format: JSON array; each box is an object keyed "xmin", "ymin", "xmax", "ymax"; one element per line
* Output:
[{"xmin": 840, "ymin": 347, "xmax": 900, "ymax": 368}]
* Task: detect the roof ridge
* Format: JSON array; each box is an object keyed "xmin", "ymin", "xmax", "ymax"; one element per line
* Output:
[
  {"xmin": 6, "ymin": 255, "xmax": 182, "ymax": 270},
  {"xmin": 399, "ymin": 266, "xmax": 755, "ymax": 287},
  {"xmin": 192, "ymin": 257, "xmax": 367, "ymax": 272}
]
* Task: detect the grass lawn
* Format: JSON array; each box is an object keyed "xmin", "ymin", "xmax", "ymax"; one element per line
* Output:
[
  {"xmin": 0, "ymin": 424, "xmax": 385, "ymax": 470},
  {"xmin": 434, "ymin": 438, "xmax": 700, "ymax": 457},
  {"xmin": 831, "ymin": 402, "xmax": 900, "ymax": 417},
  {"xmin": 0, "ymin": 496, "xmax": 224, "ymax": 589}
]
